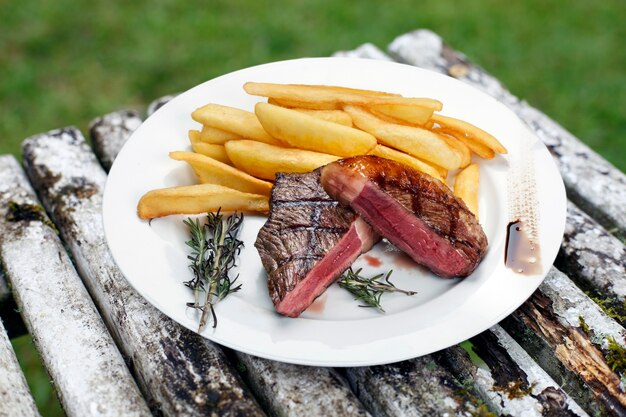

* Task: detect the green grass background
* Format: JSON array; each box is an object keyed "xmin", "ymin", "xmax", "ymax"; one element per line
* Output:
[{"xmin": 2, "ymin": 0, "xmax": 625, "ymax": 415}]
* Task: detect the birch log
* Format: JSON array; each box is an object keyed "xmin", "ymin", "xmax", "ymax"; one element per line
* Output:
[
  {"xmin": 438, "ymin": 326, "xmax": 588, "ymax": 417},
  {"xmin": 147, "ymin": 94, "xmax": 178, "ymax": 117},
  {"xmin": 90, "ymin": 112, "xmax": 373, "ymax": 417},
  {"xmin": 0, "ymin": 318, "xmax": 39, "ymax": 417},
  {"xmin": 0, "ymin": 155, "xmax": 151, "ymax": 417},
  {"xmin": 345, "ymin": 356, "xmax": 493, "ymax": 417},
  {"xmin": 89, "ymin": 110, "xmax": 142, "ymax": 172},
  {"xmin": 332, "ymin": 43, "xmax": 394, "ymax": 61},
  {"xmin": 556, "ymin": 201, "xmax": 626, "ymax": 327},
  {"xmin": 387, "ymin": 29, "xmax": 626, "ymax": 240},
  {"xmin": 233, "ymin": 354, "xmax": 371, "ymax": 417},
  {"xmin": 0, "ymin": 268, "xmax": 8, "ymax": 306},
  {"xmin": 502, "ymin": 268, "xmax": 626, "ymax": 416},
  {"xmin": 21, "ymin": 128, "xmax": 265, "ymax": 417}
]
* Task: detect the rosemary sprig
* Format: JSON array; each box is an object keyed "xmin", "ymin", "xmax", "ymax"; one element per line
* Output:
[
  {"xmin": 338, "ymin": 268, "xmax": 416, "ymax": 312},
  {"xmin": 183, "ymin": 210, "xmax": 244, "ymax": 331}
]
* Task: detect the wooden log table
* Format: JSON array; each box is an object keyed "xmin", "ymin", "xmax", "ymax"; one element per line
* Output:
[{"xmin": 1, "ymin": 29, "xmax": 624, "ymax": 417}]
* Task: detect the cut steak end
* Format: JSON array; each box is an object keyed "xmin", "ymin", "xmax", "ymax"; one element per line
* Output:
[
  {"xmin": 320, "ymin": 155, "xmax": 488, "ymax": 278},
  {"xmin": 255, "ymin": 170, "xmax": 378, "ymax": 317}
]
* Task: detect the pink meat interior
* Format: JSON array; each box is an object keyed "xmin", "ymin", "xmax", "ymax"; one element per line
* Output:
[
  {"xmin": 275, "ymin": 218, "xmax": 375, "ymax": 317},
  {"xmin": 353, "ymin": 182, "xmax": 467, "ymax": 277}
]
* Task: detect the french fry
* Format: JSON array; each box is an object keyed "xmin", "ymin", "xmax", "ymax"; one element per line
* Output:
[
  {"xmin": 225, "ymin": 140, "xmax": 340, "ymax": 181},
  {"xmin": 169, "ymin": 151, "xmax": 272, "ymax": 196},
  {"xmin": 194, "ymin": 126, "xmax": 242, "ymax": 144},
  {"xmin": 370, "ymin": 103, "xmax": 434, "ymax": 126},
  {"xmin": 268, "ymin": 97, "xmax": 340, "ymax": 110},
  {"xmin": 454, "ymin": 164, "xmax": 480, "ymax": 218},
  {"xmin": 188, "ymin": 134, "xmax": 232, "ymax": 165},
  {"xmin": 245, "ymin": 82, "xmax": 442, "ymax": 110},
  {"xmin": 439, "ymin": 132, "xmax": 471, "ymax": 167},
  {"xmin": 436, "ymin": 128, "xmax": 495, "ymax": 159},
  {"xmin": 344, "ymin": 105, "xmax": 462, "ymax": 170},
  {"xmin": 430, "ymin": 114, "xmax": 507, "ymax": 154},
  {"xmin": 255, "ymin": 102, "xmax": 376, "ymax": 157},
  {"xmin": 292, "ymin": 84, "xmax": 401, "ymax": 97},
  {"xmin": 137, "ymin": 184, "xmax": 269, "ymax": 219},
  {"xmin": 293, "ymin": 109, "xmax": 353, "ymax": 126},
  {"xmin": 368, "ymin": 144, "xmax": 445, "ymax": 182},
  {"xmin": 191, "ymin": 103, "xmax": 281, "ymax": 146}
]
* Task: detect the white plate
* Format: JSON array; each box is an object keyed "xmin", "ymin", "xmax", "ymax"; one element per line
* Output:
[{"xmin": 103, "ymin": 57, "xmax": 566, "ymax": 367}]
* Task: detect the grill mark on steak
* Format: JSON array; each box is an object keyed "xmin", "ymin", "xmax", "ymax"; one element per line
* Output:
[
  {"xmin": 320, "ymin": 155, "xmax": 488, "ymax": 278},
  {"xmin": 255, "ymin": 170, "xmax": 378, "ymax": 317},
  {"xmin": 272, "ymin": 226, "xmax": 350, "ymax": 233},
  {"xmin": 272, "ymin": 200, "xmax": 338, "ymax": 207}
]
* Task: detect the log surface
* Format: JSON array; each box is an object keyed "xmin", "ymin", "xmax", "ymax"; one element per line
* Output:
[
  {"xmin": 0, "ymin": 318, "xmax": 39, "ymax": 417},
  {"xmin": 503, "ymin": 267, "xmax": 626, "ymax": 416},
  {"xmin": 387, "ymin": 29, "xmax": 626, "ymax": 239},
  {"xmin": 234, "ymin": 353, "xmax": 371, "ymax": 417},
  {"xmin": 345, "ymin": 355, "xmax": 493, "ymax": 417},
  {"xmin": 89, "ymin": 109, "xmax": 142, "ymax": 172},
  {"xmin": 21, "ymin": 128, "xmax": 265, "ymax": 417},
  {"xmin": 556, "ymin": 201, "xmax": 626, "ymax": 325},
  {"xmin": 439, "ymin": 326, "xmax": 588, "ymax": 417},
  {"xmin": 0, "ymin": 155, "xmax": 151, "ymax": 417}
]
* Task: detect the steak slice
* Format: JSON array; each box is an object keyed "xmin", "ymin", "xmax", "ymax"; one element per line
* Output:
[
  {"xmin": 255, "ymin": 170, "xmax": 378, "ymax": 317},
  {"xmin": 320, "ymin": 155, "xmax": 487, "ymax": 278}
]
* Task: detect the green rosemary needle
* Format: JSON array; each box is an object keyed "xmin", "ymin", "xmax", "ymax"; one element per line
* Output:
[
  {"xmin": 183, "ymin": 210, "xmax": 243, "ymax": 331},
  {"xmin": 338, "ymin": 267, "xmax": 417, "ymax": 312}
]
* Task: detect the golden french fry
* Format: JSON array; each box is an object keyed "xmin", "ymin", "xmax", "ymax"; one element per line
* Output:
[
  {"xmin": 194, "ymin": 126, "xmax": 242, "ymax": 144},
  {"xmin": 255, "ymin": 102, "xmax": 376, "ymax": 157},
  {"xmin": 439, "ymin": 132, "xmax": 471, "ymax": 168},
  {"xmin": 370, "ymin": 103, "xmax": 434, "ymax": 126},
  {"xmin": 169, "ymin": 151, "xmax": 272, "ymax": 196},
  {"xmin": 437, "ymin": 128, "xmax": 495, "ymax": 159},
  {"xmin": 344, "ymin": 105, "xmax": 462, "ymax": 170},
  {"xmin": 137, "ymin": 184, "xmax": 269, "ymax": 219},
  {"xmin": 245, "ymin": 82, "xmax": 442, "ymax": 110},
  {"xmin": 454, "ymin": 164, "xmax": 480, "ymax": 218},
  {"xmin": 225, "ymin": 140, "xmax": 340, "ymax": 181},
  {"xmin": 268, "ymin": 97, "xmax": 340, "ymax": 110},
  {"xmin": 430, "ymin": 114, "xmax": 507, "ymax": 154},
  {"xmin": 188, "ymin": 134, "xmax": 232, "ymax": 165},
  {"xmin": 293, "ymin": 109, "xmax": 353, "ymax": 126},
  {"xmin": 191, "ymin": 103, "xmax": 281, "ymax": 145},
  {"xmin": 368, "ymin": 145, "xmax": 444, "ymax": 182},
  {"xmin": 292, "ymin": 84, "xmax": 401, "ymax": 97}
]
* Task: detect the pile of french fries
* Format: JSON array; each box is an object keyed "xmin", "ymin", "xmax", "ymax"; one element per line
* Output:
[{"xmin": 137, "ymin": 83, "xmax": 507, "ymax": 220}]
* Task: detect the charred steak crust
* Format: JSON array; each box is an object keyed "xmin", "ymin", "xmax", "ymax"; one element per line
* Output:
[
  {"xmin": 321, "ymin": 156, "xmax": 488, "ymax": 277},
  {"xmin": 254, "ymin": 170, "xmax": 358, "ymax": 308}
]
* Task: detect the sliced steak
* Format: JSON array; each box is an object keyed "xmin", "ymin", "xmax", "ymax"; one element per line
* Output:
[
  {"xmin": 320, "ymin": 155, "xmax": 487, "ymax": 278},
  {"xmin": 255, "ymin": 170, "xmax": 378, "ymax": 317}
]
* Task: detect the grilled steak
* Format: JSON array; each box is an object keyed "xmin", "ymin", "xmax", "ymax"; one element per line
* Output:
[
  {"xmin": 255, "ymin": 170, "xmax": 378, "ymax": 317},
  {"xmin": 321, "ymin": 155, "xmax": 487, "ymax": 277}
]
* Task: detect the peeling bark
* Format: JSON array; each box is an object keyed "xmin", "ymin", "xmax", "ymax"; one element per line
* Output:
[
  {"xmin": 503, "ymin": 268, "xmax": 626, "ymax": 416},
  {"xmin": 438, "ymin": 326, "xmax": 588, "ymax": 416}
]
